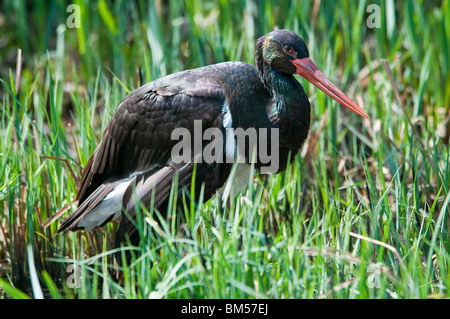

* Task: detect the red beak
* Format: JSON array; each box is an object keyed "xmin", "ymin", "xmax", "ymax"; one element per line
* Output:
[{"xmin": 291, "ymin": 57, "xmax": 369, "ymax": 118}]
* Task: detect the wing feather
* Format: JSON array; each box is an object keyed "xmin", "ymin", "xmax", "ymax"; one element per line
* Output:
[{"xmin": 74, "ymin": 63, "xmax": 232, "ymax": 206}]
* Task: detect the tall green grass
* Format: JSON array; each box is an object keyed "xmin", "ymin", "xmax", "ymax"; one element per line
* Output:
[{"xmin": 0, "ymin": 0, "xmax": 449, "ymax": 299}]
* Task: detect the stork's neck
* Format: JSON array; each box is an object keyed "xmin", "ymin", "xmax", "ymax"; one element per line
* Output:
[
  {"xmin": 255, "ymin": 46, "xmax": 308, "ymax": 123},
  {"xmin": 271, "ymin": 70, "xmax": 299, "ymax": 112},
  {"xmin": 257, "ymin": 64, "xmax": 309, "ymax": 124}
]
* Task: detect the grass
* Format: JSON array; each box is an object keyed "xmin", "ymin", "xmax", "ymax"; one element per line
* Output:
[{"xmin": 0, "ymin": 0, "xmax": 449, "ymax": 299}]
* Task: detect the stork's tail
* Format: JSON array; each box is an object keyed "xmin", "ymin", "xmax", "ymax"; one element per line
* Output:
[{"xmin": 56, "ymin": 176, "xmax": 135, "ymax": 234}]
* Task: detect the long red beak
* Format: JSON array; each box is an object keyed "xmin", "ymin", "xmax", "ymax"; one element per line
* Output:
[{"xmin": 291, "ymin": 57, "xmax": 369, "ymax": 118}]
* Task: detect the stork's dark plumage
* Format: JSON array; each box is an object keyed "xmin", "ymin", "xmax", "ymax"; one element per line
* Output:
[{"xmin": 58, "ymin": 30, "xmax": 368, "ymax": 251}]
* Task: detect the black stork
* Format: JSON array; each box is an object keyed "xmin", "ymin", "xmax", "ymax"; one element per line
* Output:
[{"xmin": 58, "ymin": 30, "xmax": 368, "ymax": 251}]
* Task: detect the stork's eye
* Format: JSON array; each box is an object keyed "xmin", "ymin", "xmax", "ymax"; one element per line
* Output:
[{"xmin": 282, "ymin": 44, "xmax": 296, "ymax": 57}]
